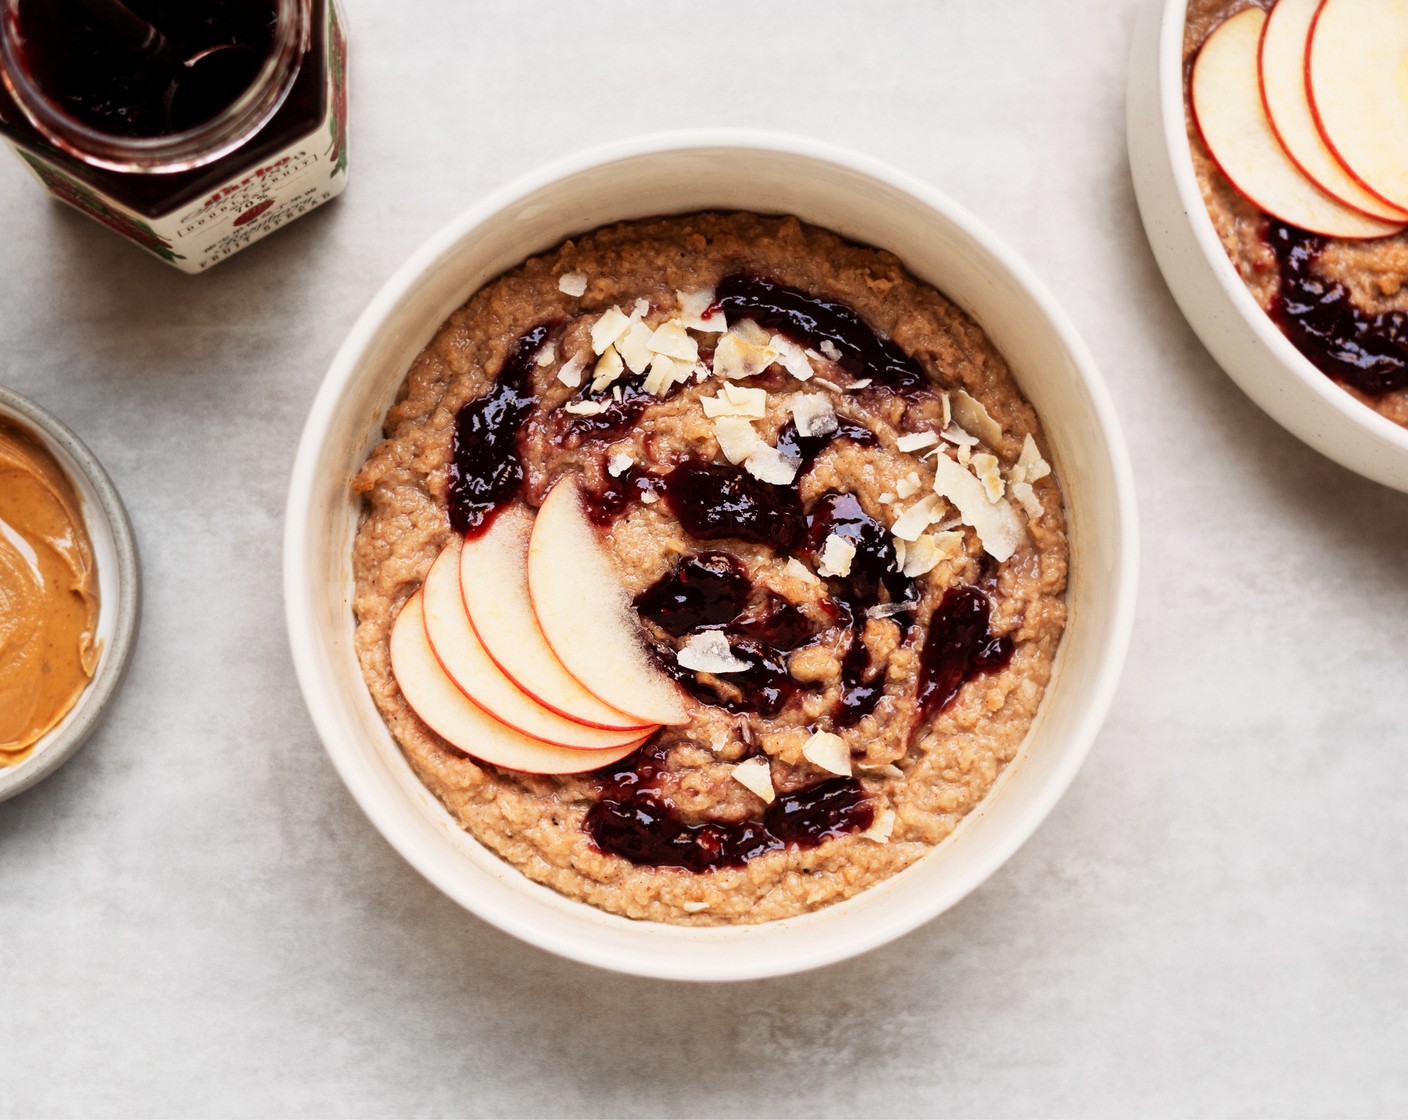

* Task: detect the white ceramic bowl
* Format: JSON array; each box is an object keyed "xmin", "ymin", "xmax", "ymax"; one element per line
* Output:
[
  {"xmin": 284, "ymin": 131, "xmax": 1138, "ymax": 981},
  {"xmin": 1128, "ymin": 0, "xmax": 1408, "ymax": 494},
  {"xmin": 0, "ymin": 384, "xmax": 141, "ymax": 802}
]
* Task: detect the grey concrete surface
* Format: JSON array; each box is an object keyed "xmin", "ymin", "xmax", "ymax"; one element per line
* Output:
[{"xmin": 2, "ymin": 1, "xmax": 1405, "ymax": 1116}]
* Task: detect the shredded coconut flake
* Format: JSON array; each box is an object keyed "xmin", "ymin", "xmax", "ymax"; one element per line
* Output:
[
  {"xmin": 772, "ymin": 336, "xmax": 815, "ymax": 380},
  {"xmin": 1011, "ymin": 480, "xmax": 1043, "ymax": 521},
  {"xmin": 589, "ymin": 307, "xmax": 631, "ymax": 354},
  {"xmin": 971, "ymin": 452, "xmax": 1005, "ymax": 502},
  {"xmin": 896, "ymin": 431, "xmax": 939, "ymax": 453},
  {"xmin": 819, "ymin": 340, "xmax": 843, "ymax": 362},
  {"xmin": 607, "ymin": 453, "xmax": 634, "ymax": 477},
  {"xmin": 712, "ymin": 331, "xmax": 777, "ymax": 381},
  {"xmin": 556, "ymin": 352, "xmax": 587, "ymax": 388},
  {"xmin": 677, "ymin": 288, "xmax": 727, "ymax": 333},
  {"xmin": 891, "ymin": 494, "xmax": 942, "ymax": 541},
  {"xmin": 713, "ymin": 416, "xmax": 762, "ymax": 464},
  {"xmin": 817, "ymin": 533, "xmax": 857, "ymax": 578},
  {"xmin": 952, "ymin": 389, "xmax": 1004, "ymax": 447},
  {"xmin": 1010, "ymin": 434, "xmax": 1051, "ymax": 485},
  {"xmin": 744, "ymin": 443, "xmax": 801, "ymax": 486},
  {"xmin": 802, "ymin": 730, "xmax": 852, "ymax": 776},
  {"xmin": 557, "ymin": 271, "xmax": 588, "ymax": 298},
  {"xmin": 931, "ymin": 453, "xmax": 1025, "ymax": 562},
  {"xmin": 941, "ymin": 423, "xmax": 979, "ymax": 448},
  {"xmin": 859, "ymin": 808, "xmax": 896, "ymax": 843},
  {"xmin": 647, "ymin": 321, "xmax": 699, "ymax": 362},
  {"xmin": 900, "ymin": 534, "xmax": 942, "ymax": 577},
  {"xmin": 535, "ymin": 341, "xmax": 556, "ymax": 367},
  {"xmin": 678, "ymin": 631, "xmax": 750, "ymax": 674},
  {"xmin": 564, "ymin": 400, "xmax": 607, "ymax": 416},
  {"xmin": 730, "ymin": 756, "xmax": 775, "ymax": 803},
  {"xmin": 783, "ymin": 557, "xmax": 820, "ymax": 583},
  {"xmin": 895, "ymin": 471, "xmax": 923, "ymax": 500},
  {"xmin": 786, "ymin": 392, "xmax": 839, "ymax": 438},
  {"xmin": 702, "ymin": 386, "xmax": 768, "ymax": 418},
  {"xmin": 847, "ymin": 378, "xmax": 872, "ymax": 391},
  {"xmin": 866, "ymin": 600, "xmax": 918, "ymax": 620},
  {"xmin": 682, "ymin": 901, "xmax": 711, "ymax": 913},
  {"xmin": 591, "ymin": 345, "xmax": 624, "ymax": 391},
  {"xmin": 616, "ymin": 321, "xmax": 655, "ymax": 375}
]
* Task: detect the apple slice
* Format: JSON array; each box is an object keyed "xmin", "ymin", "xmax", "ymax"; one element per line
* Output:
[
  {"xmin": 1308, "ymin": 0, "xmax": 1408, "ymax": 212},
  {"xmin": 460, "ymin": 506, "xmax": 650, "ymax": 732},
  {"xmin": 528, "ymin": 476, "xmax": 689, "ymax": 728},
  {"xmin": 391, "ymin": 592, "xmax": 647, "ymax": 775},
  {"xmin": 422, "ymin": 541, "xmax": 653, "ymax": 750},
  {"xmin": 1260, "ymin": 0, "xmax": 1408, "ymax": 222},
  {"xmin": 1191, "ymin": 7, "xmax": 1404, "ymax": 239}
]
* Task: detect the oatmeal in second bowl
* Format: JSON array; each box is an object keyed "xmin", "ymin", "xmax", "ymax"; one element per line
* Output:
[{"xmin": 286, "ymin": 134, "xmax": 1136, "ymax": 978}]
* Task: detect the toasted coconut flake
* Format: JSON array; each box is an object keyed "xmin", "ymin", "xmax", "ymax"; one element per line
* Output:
[
  {"xmin": 895, "ymin": 471, "xmax": 923, "ymax": 500},
  {"xmin": 590, "ymin": 345, "xmax": 625, "ymax": 392},
  {"xmin": 891, "ymin": 537, "xmax": 906, "ymax": 568},
  {"xmin": 952, "ymin": 389, "xmax": 1003, "ymax": 447},
  {"xmin": 557, "ymin": 271, "xmax": 588, "ymax": 297},
  {"xmin": 932, "ymin": 530, "xmax": 965, "ymax": 559},
  {"xmin": 590, "ymin": 307, "xmax": 631, "ymax": 354},
  {"xmin": 783, "ymin": 557, "xmax": 820, "ymax": 584},
  {"xmin": 931, "ymin": 453, "xmax": 1025, "ymax": 562},
  {"xmin": 713, "ymin": 416, "xmax": 762, "ymax": 464},
  {"xmin": 647, "ymin": 321, "xmax": 699, "ymax": 363},
  {"xmin": 644, "ymin": 353, "xmax": 684, "ymax": 396},
  {"xmin": 811, "ymin": 377, "xmax": 843, "ymax": 392},
  {"xmin": 557, "ymin": 352, "xmax": 587, "ymax": 388},
  {"xmin": 677, "ymin": 288, "xmax": 726, "ymax": 332},
  {"xmin": 940, "ymin": 392, "xmax": 952, "ymax": 429},
  {"xmin": 641, "ymin": 490, "xmax": 659, "ymax": 505},
  {"xmin": 1011, "ymin": 480, "xmax": 1043, "ymax": 521},
  {"xmin": 802, "ymin": 730, "xmax": 852, "ymax": 776},
  {"xmin": 733, "ymin": 319, "xmax": 771, "ymax": 346},
  {"xmin": 940, "ymin": 423, "xmax": 979, "ymax": 448},
  {"xmin": 847, "ymin": 378, "xmax": 872, "ymax": 391},
  {"xmin": 817, "ymin": 533, "xmax": 857, "ymax": 578},
  {"xmin": 858, "ymin": 762, "xmax": 905, "ymax": 780},
  {"xmin": 819, "ymin": 340, "xmax": 843, "ymax": 362},
  {"xmin": 866, "ymin": 600, "xmax": 917, "ymax": 620},
  {"xmin": 744, "ymin": 443, "xmax": 801, "ymax": 486},
  {"xmin": 535, "ymin": 341, "xmax": 557, "ymax": 367},
  {"xmin": 772, "ymin": 336, "xmax": 815, "ymax": 380},
  {"xmin": 1010, "ymin": 434, "xmax": 1051, "ymax": 485},
  {"xmin": 679, "ymin": 631, "xmax": 750, "ymax": 674},
  {"xmin": 682, "ymin": 900, "xmax": 711, "ymax": 913},
  {"xmin": 972, "ymin": 452, "xmax": 1005, "ymax": 502},
  {"xmin": 731, "ymin": 756, "xmax": 776, "ymax": 803},
  {"xmin": 901, "ymin": 533, "xmax": 942, "ymax": 577},
  {"xmin": 713, "ymin": 331, "xmax": 777, "ymax": 381},
  {"xmin": 702, "ymin": 386, "xmax": 767, "ymax": 419},
  {"xmin": 615, "ymin": 321, "xmax": 655, "ymax": 375},
  {"xmin": 896, "ymin": 431, "xmax": 939, "ymax": 453},
  {"xmin": 878, "ymin": 492, "xmax": 896, "ymax": 505},
  {"xmin": 607, "ymin": 452, "xmax": 634, "ymax": 477},
  {"xmin": 859, "ymin": 808, "xmax": 896, "ymax": 843},
  {"xmin": 564, "ymin": 400, "xmax": 607, "ymax": 416},
  {"xmin": 891, "ymin": 494, "xmax": 942, "ymax": 541},
  {"xmin": 786, "ymin": 392, "xmax": 838, "ymax": 438}
]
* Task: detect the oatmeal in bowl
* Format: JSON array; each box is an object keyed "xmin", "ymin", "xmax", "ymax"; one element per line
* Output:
[
  {"xmin": 351, "ymin": 213, "xmax": 1068, "ymax": 925},
  {"xmin": 286, "ymin": 134, "xmax": 1135, "ymax": 977}
]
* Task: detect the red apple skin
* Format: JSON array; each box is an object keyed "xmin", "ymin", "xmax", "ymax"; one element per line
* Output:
[
  {"xmin": 390, "ymin": 592, "xmax": 649, "ymax": 776},
  {"xmin": 526, "ymin": 476, "xmax": 690, "ymax": 728},
  {"xmin": 1306, "ymin": 0, "xmax": 1408, "ymax": 214},
  {"xmin": 459, "ymin": 507, "xmax": 651, "ymax": 733},
  {"xmin": 421, "ymin": 541, "xmax": 653, "ymax": 750}
]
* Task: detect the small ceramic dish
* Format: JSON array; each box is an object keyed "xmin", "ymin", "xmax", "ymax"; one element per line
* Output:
[
  {"xmin": 1127, "ymin": 0, "xmax": 1408, "ymax": 493},
  {"xmin": 0, "ymin": 384, "xmax": 141, "ymax": 803},
  {"xmin": 284, "ymin": 131, "xmax": 1138, "ymax": 980}
]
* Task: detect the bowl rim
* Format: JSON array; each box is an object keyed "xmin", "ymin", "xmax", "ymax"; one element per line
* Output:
[
  {"xmin": 0, "ymin": 383, "xmax": 141, "ymax": 802},
  {"xmin": 1152, "ymin": 0, "xmax": 1408, "ymax": 455},
  {"xmin": 284, "ymin": 128, "xmax": 1139, "ymax": 978}
]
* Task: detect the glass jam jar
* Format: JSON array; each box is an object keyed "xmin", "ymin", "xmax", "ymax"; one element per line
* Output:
[{"xmin": 0, "ymin": 0, "xmax": 347, "ymax": 273}]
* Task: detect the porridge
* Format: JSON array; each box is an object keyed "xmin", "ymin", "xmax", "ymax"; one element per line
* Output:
[
  {"xmin": 351, "ymin": 213, "xmax": 1068, "ymax": 924},
  {"xmin": 1186, "ymin": 0, "xmax": 1408, "ymax": 427}
]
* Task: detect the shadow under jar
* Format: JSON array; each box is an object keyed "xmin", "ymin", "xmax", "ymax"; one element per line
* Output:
[{"xmin": 0, "ymin": 0, "xmax": 347, "ymax": 272}]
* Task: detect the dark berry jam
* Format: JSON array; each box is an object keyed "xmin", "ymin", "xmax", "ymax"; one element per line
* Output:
[
  {"xmin": 916, "ymin": 585, "xmax": 1014, "ymax": 720},
  {"xmin": 804, "ymin": 491, "xmax": 914, "ymax": 612},
  {"xmin": 731, "ymin": 595, "xmax": 813, "ymax": 650},
  {"xmin": 582, "ymin": 463, "xmax": 667, "ymax": 526},
  {"xmin": 776, "ymin": 416, "xmax": 877, "ymax": 472},
  {"xmin": 585, "ymin": 744, "xmax": 873, "ymax": 872},
  {"xmin": 663, "ymin": 462, "xmax": 805, "ymax": 552},
  {"xmin": 714, "ymin": 274, "xmax": 924, "ymax": 390},
  {"xmin": 447, "ymin": 324, "xmax": 554, "ymax": 537},
  {"xmin": 634, "ymin": 552, "xmax": 750, "ymax": 637},
  {"xmin": 1266, "ymin": 221, "xmax": 1408, "ymax": 397},
  {"xmin": 17, "ymin": 0, "xmax": 277, "ymax": 137},
  {"xmin": 566, "ymin": 376, "xmax": 654, "ymax": 440}
]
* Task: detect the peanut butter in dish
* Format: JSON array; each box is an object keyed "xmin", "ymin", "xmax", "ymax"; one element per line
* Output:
[{"xmin": 0, "ymin": 419, "xmax": 100, "ymax": 765}]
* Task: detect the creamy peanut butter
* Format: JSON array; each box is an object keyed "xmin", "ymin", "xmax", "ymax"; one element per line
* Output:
[{"xmin": 0, "ymin": 419, "xmax": 100, "ymax": 765}]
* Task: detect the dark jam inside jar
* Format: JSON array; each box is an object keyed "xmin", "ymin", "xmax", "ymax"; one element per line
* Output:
[
  {"xmin": 17, "ymin": 0, "xmax": 276, "ymax": 137},
  {"xmin": 0, "ymin": 0, "xmax": 330, "ymax": 217}
]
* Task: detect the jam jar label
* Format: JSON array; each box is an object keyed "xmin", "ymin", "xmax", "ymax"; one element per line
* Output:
[{"xmin": 2, "ymin": 2, "xmax": 348, "ymax": 274}]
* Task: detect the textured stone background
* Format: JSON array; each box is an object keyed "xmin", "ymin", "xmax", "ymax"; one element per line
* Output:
[{"xmin": 2, "ymin": 1, "xmax": 1405, "ymax": 1115}]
